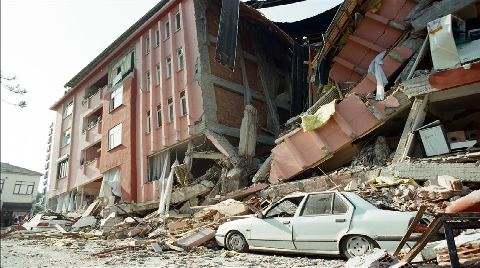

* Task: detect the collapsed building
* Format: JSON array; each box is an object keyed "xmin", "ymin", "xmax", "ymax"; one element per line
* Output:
[
  {"xmin": 45, "ymin": 0, "xmax": 480, "ymax": 227},
  {"xmin": 46, "ymin": 0, "xmax": 301, "ymax": 212}
]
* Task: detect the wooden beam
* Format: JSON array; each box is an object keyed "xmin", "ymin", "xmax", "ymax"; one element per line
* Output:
[
  {"xmin": 393, "ymin": 206, "xmax": 427, "ymax": 256},
  {"xmin": 190, "ymin": 151, "xmax": 226, "ymax": 160}
]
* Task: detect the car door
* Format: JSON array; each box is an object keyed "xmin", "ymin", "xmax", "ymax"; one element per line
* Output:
[
  {"xmin": 292, "ymin": 193, "xmax": 354, "ymax": 252},
  {"xmin": 249, "ymin": 196, "xmax": 305, "ymax": 250}
]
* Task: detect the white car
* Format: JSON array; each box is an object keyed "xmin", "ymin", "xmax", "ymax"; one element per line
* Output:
[{"xmin": 216, "ymin": 191, "xmax": 424, "ymax": 258}]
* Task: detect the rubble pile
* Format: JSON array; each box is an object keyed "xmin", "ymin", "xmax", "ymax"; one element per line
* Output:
[{"xmin": 353, "ymin": 175, "xmax": 470, "ymax": 214}]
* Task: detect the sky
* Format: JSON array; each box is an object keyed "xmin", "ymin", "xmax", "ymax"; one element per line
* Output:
[{"xmin": 1, "ymin": 0, "xmax": 342, "ymax": 186}]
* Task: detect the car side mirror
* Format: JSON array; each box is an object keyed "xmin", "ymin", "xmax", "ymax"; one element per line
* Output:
[{"xmin": 256, "ymin": 211, "xmax": 265, "ymax": 219}]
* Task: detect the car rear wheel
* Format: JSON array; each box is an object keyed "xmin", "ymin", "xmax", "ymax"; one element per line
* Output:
[
  {"xmin": 226, "ymin": 231, "xmax": 249, "ymax": 253},
  {"xmin": 341, "ymin": 235, "xmax": 378, "ymax": 258}
]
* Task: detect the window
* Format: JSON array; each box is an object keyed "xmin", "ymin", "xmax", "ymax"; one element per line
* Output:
[
  {"xmin": 13, "ymin": 181, "xmax": 35, "ymax": 195},
  {"xmin": 164, "ymin": 21, "xmax": 170, "ymax": 39},
  {"xmin": 108, "ymin": 124, "xmax": 122, "ymax": 150},
  {"xmin": 333, "ymin": 194, "xmax": 349, "ymax": 214},
  {"xmin": 157, "ymin": 104, "xmax": 162, "ymax": 127},
  {"xmin": 167, "ymin": 98, "xmax": 174, "ymax": 122},
  {"xmin": 57, "ymin": 158, "xmax": 69, "ymax": 179},
  {"xmin": 62, "ymin": 129, "xmax": 71, "ymax": 146},
  {"xmin": 0, "ymin": 179, "xmax": 4, "ymax": 193},
  {"xmin": 301, "ymin": 193, "xmax": 332, "ymax": 216},
  {"xmin": 145, "ymin": 71, "xmax": 151, "ymax": 92},
  {"xmin": 63, "ymin": 101, "xmax": 73, "ymax": 118},
  {"xmin": 177, "ymin": 47, "xmax": 184, "ymax": 71},
  {"xmin": 156, "ymin": 64, "xmax": 161, "ymax": 85},
  {"xmin": 110, "ymin": 85, "xmax": 123, "ymax": 112},
  {"xmin": 166, "ymin": 56, "xmax": 172, "ymax": 78},
  {"xmin": 265, "ymin": 196, "xmax": 304, "ymax": 218},
  {"xmin": 145, "ymin": 33, "xmax": 150, "ymax": 54},
  {"xmin": 180, "ymin": 91, "xmax": 187, "ymax": 116},
  {"xmin": 146, "ymin": 111, "xmax": 151, "ymax": 133},
  {"xmin": 175, "ymin": 12, "xmax": 181, "ymax": 31},
  {"xmin": 147, "ymin": 152, "xmax": 170, "ymax": 182},
  {"xmin": 154, "ymin": 29, "xmax": 160, "ymax": 47}
]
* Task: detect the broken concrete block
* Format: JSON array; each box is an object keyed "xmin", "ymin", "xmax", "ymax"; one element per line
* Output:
[
  {"xmin": 175, "ymin": 228, "xmax": 216, "ymax": 248},
  {"xmin": 170, "ymin": 180, "xmax": 214, "ymax": 204},
  {"xmin": 127, "ymin": 226, "xmax": 150, "ymax": 237},
  {"xmin": 238, "ymin": 105, "xmax": 257, "ymax": 157},
  {"xmin": 167, "ymin": 220, "xmax": 189, "ymax": 232},
  {"xmin": 151, "ymin": 242, "xmax": 163, "ymax": 253},
  {"xmin": 72, "ymin": 216, "xmax": 96, "ymax": 229},
  {"xmin": 221, "ymin": 183, "xmax": 269, "ymax": 201},
  {"xmin": 252, "ymin": 156, "xmax": 271, "ymax": 183},
  {"xmin": 197, "ymin": 199, "xmax": 250, "ymax": 217}
]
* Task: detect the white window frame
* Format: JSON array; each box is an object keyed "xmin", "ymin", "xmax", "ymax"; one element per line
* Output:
[
  {"xmin": 154, "ymin": 29, "xmax": 160, "ymax": 47},
  {"xmin": 167, "ymin": 98, "xmax": 174, "ymax": 123},
  {"xmin": 110, "ymin": 85, "xmax": 123, "ymax": 112},
  {"xmin": 146, "ymin": 111, "xmax": 151, "ymax": 133},
  {"xmin": 175, "ymin": 12, "xmax": 181, "ymax": 31},
  {"xmin": 108, "ymin": 124, "xmax": 122, "ymax": 150},
  {"xmin": 157, "ymin": 104, "xmax": 162, "ymax": 127},
  {"xmin": 164, "ymin": 21, "xmax": 171, "ymax": 40},
  {"xmin": 146, "ymin": 71, "xmax": 151, "ymax": 92},
  {"xmin": 166, "ymin": 56, "xmax": 172, "ymax": 78},
  {"xmin": 177, "ymin": 47, "xmax": 184, "ymax": 71},
  {"xmin": 13, "ymin": 181, "xmax": 35, "ymax": 195},
  {"xmin": 156, "ymin": 64, "xmax": 161, "ymax": 85},
  {"xmin": 180, "ymin": 91, "xmax": 187, "ymax": 116},
  {"xmin": 63, "ymin": 101, "xmax": 73, "ymax": 118},
  {"xmin": 145, "ymin": 33, "xmax": 150, "ymax": 54},
  {"xmin": 57, "ymin": 158, "xmax": 69, "ymax": 179},
  {"xmin": 62, "ymin": 129, "xmax": 71, "ymax": 147}
]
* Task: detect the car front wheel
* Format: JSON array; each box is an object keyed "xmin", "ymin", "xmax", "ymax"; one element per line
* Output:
[
  {"xmin": 225, "ymin": 231, "xmax": 249, "ymax": 253},
  {"xmin": 341, "ymin": 235, "xmax": 378, "ymax": 258}
]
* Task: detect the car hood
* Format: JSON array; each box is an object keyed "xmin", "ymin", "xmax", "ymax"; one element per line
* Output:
[{"xmin": 216, "ymin": 216, "xmax": 254, "ymax": 236}]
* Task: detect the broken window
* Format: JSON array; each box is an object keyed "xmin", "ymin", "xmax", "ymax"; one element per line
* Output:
[
  {"xmin": 157, "ymin": 104, "xmax": 162, "ymax": 127},
  {"xmin": 333, "ymin": 194, "xmax": 348, "ymax": 214},
  {"xmin": 109, "ymin": 50, "xmax": 134, "ymax": 86},
  {"xmin": 166, "ymin": 56, "xmax": 172, "ymax": 78},
  {"xmin": 63, "ymin": 101, "xmax": 73, "ymax": 118},
  {"xmin": 154, "ymin": 29, "xmax": 160, "ymax": 47},
  {"xmin": 147, "ymin": 152, "xmax": 170, "ymax": 182},
  {"xmin": 164, "ymin": 20, "xmax": 170, "ymax": 39},
  {"xmin": 109, "ymin": 85, "xmax": 123, "ymax": 112},
  {"xmin": 179, "ymin": 90, "xmax": 187, "ymax": 116},
  {"xmin": 62, "ymin": 129, "xmax": 71, "ymax": 147},
  {"xmin": 156, "ymin": 64, "xmax": 160, "ymax": 85},
  {"xmin": 145, "ymin": 71, "xmax": 151, "ymax": 92},
  {"xmin": 265, "ymin": 196, "xmax": 304, "ymax": 218},
  {"xmin": 13, "ymin": 181, "xmax": 35, "ymax": 195},
  {"xmin": 177, "ymin": 47, "xmax": 184, "ymax": 70},
  {"xmin": 108, "ymin": 124, "xmax": 122, "ymax": 150},
  {"xmin": 301, "ymin": 193, "xmax": 333, "ymax": 216},
  {"xmin": 146, "ymin": 110, "xmax": 151, "ymax": 133},
  {"xmin": 167, "ymin": 98, "xmax": 174, "ymax": 122},
  {"xmin": 57, "ymin": 158, "xmax": 69, "ymax": 179},
  {"xmin": 175, "ymin": 12, "xmax": 181, "ymax": 31}
]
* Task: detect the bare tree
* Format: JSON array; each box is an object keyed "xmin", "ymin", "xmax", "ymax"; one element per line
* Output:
[{"xmin": 1, "ymin": 72, "xmax": 27, "ymax": 108}]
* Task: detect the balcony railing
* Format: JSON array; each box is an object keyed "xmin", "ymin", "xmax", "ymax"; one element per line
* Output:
[
  {"xmin": 82, "ymin": 86, "xmax": 105, "ymax": 109},
  {"xmin": 85, "ymin": 120, "xmax": 102, "ymax": 143},
  {"xmin": 82, "ymin": 157, "xmax": 101, "ymax": 178}
]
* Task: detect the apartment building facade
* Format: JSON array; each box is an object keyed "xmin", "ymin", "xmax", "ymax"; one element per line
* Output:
[{"xmin": 46, "ymin": 0, "xmax": 293, "ymax": 211}]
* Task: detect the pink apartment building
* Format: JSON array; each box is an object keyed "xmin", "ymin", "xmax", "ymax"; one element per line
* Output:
[{"xmin": 46, "ymin": 0, "xmax": 294, "ymax": 211}]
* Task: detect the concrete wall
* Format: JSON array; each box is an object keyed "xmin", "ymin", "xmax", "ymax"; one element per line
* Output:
[{"xmin": 1, "ymin": 172, "xmax": 40, "ymax": 205}]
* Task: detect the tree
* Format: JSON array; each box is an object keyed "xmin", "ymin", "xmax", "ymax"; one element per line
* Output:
[{"xmin": 1, "ymin": 72, "xmax": 27, "ymax": 108}]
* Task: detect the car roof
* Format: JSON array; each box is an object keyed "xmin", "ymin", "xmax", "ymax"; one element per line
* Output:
[{"xmin": 283, "ymin": 191, "xmax": 377, "ymax": 210}]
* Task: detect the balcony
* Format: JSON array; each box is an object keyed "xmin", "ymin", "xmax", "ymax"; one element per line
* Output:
[
  {"xmin": 86, "ymin": 121, "xmax": 102, "ymax": 143},
  {"xmin": 83, "ymin": 158, "xmax": 101, "ymax": 178},
  {"xmin": 83, "ymin": 86, "xmax": 105, "ymax": 110},
  {"xmin": 59, "ymin": 144, "xmax": 69, "ymax": 157}
]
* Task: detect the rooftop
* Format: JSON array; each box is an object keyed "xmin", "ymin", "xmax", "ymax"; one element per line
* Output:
[{"xmin": 1, "ymin": 162, "xmax": 43, "ymax": 176}]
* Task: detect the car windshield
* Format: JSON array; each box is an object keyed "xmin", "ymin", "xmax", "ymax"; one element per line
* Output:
[{"xmin": 265, "ymin": 196, "xmax": 304, "ymax": 218}]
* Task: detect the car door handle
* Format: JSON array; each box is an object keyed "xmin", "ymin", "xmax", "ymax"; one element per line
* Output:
[
  {"xmin": 282, "ymin": 220, "xmax": 290, "ymax": 224},
  {"xmin": 336, "ymin": 219, "xmax": 346, "ymax": 222}
]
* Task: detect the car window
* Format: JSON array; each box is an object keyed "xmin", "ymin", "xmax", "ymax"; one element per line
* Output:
[
  {"xmin": 333, "ymin": 194, "xmax": 349, "ymax": 214},
  {"xmin": 265, "ymin": 196, "xmax": 304, "ymax": 218},
  {"xmin": 301, "ymin": 193, "xmax": 333, "ymax": 216}
]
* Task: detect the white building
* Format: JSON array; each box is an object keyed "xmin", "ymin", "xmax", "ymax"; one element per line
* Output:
[{"xmin": 1, "ymin": 162, "xmax": 42, "ymax": 226}]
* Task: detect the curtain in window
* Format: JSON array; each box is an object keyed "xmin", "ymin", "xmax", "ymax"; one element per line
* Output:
[
  {"xmin": 100, "ymin": 167, "xmax": 121, "ymax": 197},
  {"xmin": 108, "ymin": 50, "xmax": 134, "ymax": 86}
]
